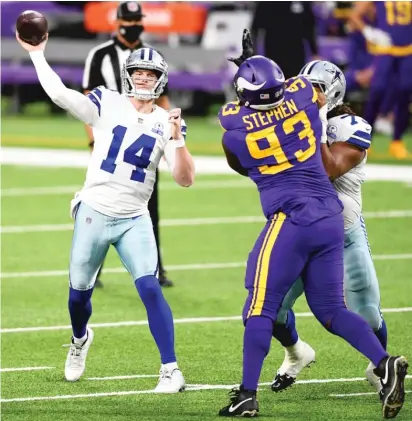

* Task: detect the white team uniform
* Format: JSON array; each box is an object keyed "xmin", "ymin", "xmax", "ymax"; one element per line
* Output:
[
  {"xmin": 29, "ymin": 48, "xmax": 188, "ymax": 391},
  {"xmin": 71, "ymin": 86, "xmax": 186, "ymax": 219},
  {"xmin": 326, "ymin": 114, "xmax": 370, "ymax": 230},
  {"xmin": 278, "ymin": 113, "xmax": 383, "ymax": 332}
]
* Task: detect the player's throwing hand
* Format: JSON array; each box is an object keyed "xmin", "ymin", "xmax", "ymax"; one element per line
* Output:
[{"xmin": 16, "ymin": 31, "xmax": 48, "ymax": 52}]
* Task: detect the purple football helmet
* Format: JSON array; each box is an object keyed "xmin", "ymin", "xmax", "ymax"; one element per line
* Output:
[{"xmin": 234, "ymin": 55, "xmax": 286, "ymax": 111}]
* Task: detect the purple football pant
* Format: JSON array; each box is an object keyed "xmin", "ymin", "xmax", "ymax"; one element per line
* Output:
[
  {"xmin": 365, "ymin": 55, "xmax": 412, "ymax": 140},
  {"xmin": 241, "ymin": 212, "xmax": 388, "ymax": 391}
]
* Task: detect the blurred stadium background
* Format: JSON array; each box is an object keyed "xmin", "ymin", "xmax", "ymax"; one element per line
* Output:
[{"xmin": 1, "ymin": 2, "xmax": 412, "ymax": 420}]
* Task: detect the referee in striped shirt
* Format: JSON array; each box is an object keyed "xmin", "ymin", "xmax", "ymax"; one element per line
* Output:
[{"xmin": 82, "ymin": 1, "xmax": 173, "ymax": 288}]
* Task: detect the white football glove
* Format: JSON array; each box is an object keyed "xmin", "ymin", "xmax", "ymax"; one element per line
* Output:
[
  {"xmin": 319, "ymin": 104, "xmax": 328, "ymax": 144},
  {"xmin": 362, "ymin": 26, "xmax": 392, "ymax": 48}
]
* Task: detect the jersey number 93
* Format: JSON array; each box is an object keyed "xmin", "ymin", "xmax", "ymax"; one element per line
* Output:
[{"xmin": 246, "ymin": 110, "xmax": 317, "ymax": 175}]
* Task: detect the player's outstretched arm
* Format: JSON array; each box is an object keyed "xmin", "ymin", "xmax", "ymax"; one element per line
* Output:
[
  {"xmin": 16, "ymin": 33, "xmax": 98, "ymax": 126},
  {"xmin": 164, "ymin": 109, "xmax": 195, "ymax": 187}
]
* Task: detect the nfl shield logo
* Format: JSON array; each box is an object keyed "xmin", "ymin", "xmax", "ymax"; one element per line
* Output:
[
  {"xmin": 152, "ymin": 122, "xmax": 164, "ymax": 136},
  {"xmin": 86, "ymin": 217, "xmax": 92, "ymax": 224}
]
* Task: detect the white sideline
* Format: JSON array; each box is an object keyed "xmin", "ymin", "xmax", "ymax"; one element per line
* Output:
[
  {"xmin": 2, "ymin": 147, "xmax": 412, "ymax": 180},
  {"xmin": 1, "ymin": 254, "xmax": 412, "ymax": 280},
  {"xmin": 2, "ymin": 307, "xmax": 411, "ymax": 334},
  {"xmin": 2, "ymin": 210, "xmax": 412, "ymax": 234},
  {"xmin": 2, "ymin": 376, "xmax": 411, "ymax": 403},
  {"xmin": 0, "ymin": 366, "xmax": 55, "ymax": 372},
  {"xmin": 87, "ymin": 374, "xmax": 158, "ymax": 381},
  {"xmin": 1, "ymin": 179, "xmax": 254, "ymax": 197}
]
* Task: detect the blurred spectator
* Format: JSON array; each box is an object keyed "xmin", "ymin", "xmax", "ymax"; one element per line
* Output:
[
  {"xmin": 251, "ymin": 1, "xmax": 319, "ymax": 78},
  {"xmin": 349, "ymin": 1, "xmax": 412, "ymax": 159},
  {"xmin": 83, "ymin": 1, "xmax": 174, "ymax": 288}
]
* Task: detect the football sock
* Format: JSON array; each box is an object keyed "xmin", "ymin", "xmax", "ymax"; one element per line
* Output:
[
  {"xmin": 326, "ymin": 308, "xmax": 388, "ymax": 367},
  {"xmin": 135, "ymin": 275, "xmax": 176, "ymax": 364},
  {"xmin": 73, "ymin": 332, "xmax": 88, "ymax": 346},
  {"xmin": 242, "ymin": 316, "xmax": 272, "ymax": 391},
  {"xmin": 272, "ymin": 310, "xmax": 298, "ymax": 347},
  {"xmin": 68, "ymin": 287, "xmax": 93, "ymax": 339},
  {"xmin": 375, "ymin": 318, "xmax": 388, "ymax": 350},
  {"xmin": 394, "ymin": 90, "xmax": 412, "ymax": 139}
]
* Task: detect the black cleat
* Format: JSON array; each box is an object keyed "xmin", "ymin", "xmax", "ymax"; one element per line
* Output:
[
  {"xmin": 374, "ymin": 356, "xmax": 408, "ymax": 419},
  {"xmin": 218, "ymin": 386, "xmax": 259, "ymax": 417},
  {"xmin": 95, "ymin": 279, "xmax": 104, "ymax": 288},
  {"xmin": 271, "ymin": 373, "xmax": 296, "ymax": 392},
  {"xmin": 159, "ymin": 273, "xmax": 174, "ymax": 287}
]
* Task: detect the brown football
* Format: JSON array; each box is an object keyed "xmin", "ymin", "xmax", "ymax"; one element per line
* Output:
[{"xmin": 16, "ymin": 10, "xmax": 48, "ymax": 46}]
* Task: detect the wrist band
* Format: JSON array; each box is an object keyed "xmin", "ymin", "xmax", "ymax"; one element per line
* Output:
[{"xmin": 173, "ymin": 139, "xmax": 185, "ymax": 148}]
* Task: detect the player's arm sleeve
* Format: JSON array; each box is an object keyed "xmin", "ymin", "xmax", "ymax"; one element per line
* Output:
[
  {"xmin": 82, "ymin": 49, "xmax": 106, "ymax": 91},
  {"xmin": 222, "ymin": 132, "xmax": 248, "ymax": 177},
  {"xmin": 29, "ymin": 51, "xmax": 99, "ymax": 126},
  {"xmin": 346, "ymin": 125, "xmax": 372, "ymax": 150}
]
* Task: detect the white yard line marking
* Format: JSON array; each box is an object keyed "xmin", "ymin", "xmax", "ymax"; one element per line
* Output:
[
  {"xmin": 87, "ymin": 374, "xmax": 158, "ymax": 381},
  {"xmin": 2, "ymin": 308, "xmax": 411, "ymax": 334},
  {"xmin": 2, "ymin": 254, "xmax": 412, "ymax": 280},
  {"xmin": 0, "ymin": 262, "xmax": 246, "ymax": 279},
  {"xmin": 331, "ymin": 391, "xmax": 411, "ymax": 398},
  {"xmin": 0, "ymin": 366, "xmax": 55, "ymax": 372},
  {"xmin": 2, "ymin": 210, "xmax": 412, "ymax": 234},
  {"xmin": 2, "ymin": 377, "xmax": 411, "ymax": 403},
  {"xmin": 1, "ymin": 180, "xmax": 254, "ymax": 197},
  {"xmin": 3, "ymin": 148, "xmax": 412, "ymax": 180}
]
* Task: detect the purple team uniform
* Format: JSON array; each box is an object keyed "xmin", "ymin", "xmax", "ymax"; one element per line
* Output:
[
  {"xmin": 219, "ymin": 77, "xmax": 346, "ymax": 328},
  {"xmin": 365, "ymin": 1, "xmax": 412, "ymax": 139}
]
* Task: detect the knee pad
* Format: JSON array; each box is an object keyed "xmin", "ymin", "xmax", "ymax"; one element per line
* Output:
[
  {"xmin": 356, "ymin": 304, "xmax": 382, "ymax": 331},
  {"xmin": 135, "ymin": 275, "xmax": 162, "ymax": 302}
]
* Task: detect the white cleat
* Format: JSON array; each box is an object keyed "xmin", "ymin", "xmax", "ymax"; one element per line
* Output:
[
  {"xmin": 271, "ymin": 340, "xmax": 316, "ymax": 392},
  {"xmin": 366, "ymin": 362, "xmax": 382, "ymax": 392},
  {"xmin": 64, "ymin": 327, "xmax": 94, "ymax": 382},
  {"xmin": 153, "ymin": 367, "xmax": 185, "ymax": 393}
]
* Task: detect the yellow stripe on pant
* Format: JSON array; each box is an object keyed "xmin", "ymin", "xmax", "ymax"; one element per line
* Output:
[{"xmin": 247, "ymin": 212, "xmax": 287, "ymax": 318}]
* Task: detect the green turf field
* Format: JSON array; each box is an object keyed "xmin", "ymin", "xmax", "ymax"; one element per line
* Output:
[
  {"xmin": 1, "ymin": 164, "xmax": 411, "ymax": 421},
  {"xmin": 2, "ymin": 113, "xmax": 412, "ymax": 165}
]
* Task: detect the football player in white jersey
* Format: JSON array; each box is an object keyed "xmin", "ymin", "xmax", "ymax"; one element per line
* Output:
[
  {"xmin": 17, "ymin": 33, "xmax": 194, "ymax": 392},
  {"xmin": 271, "ymin": 61, "xmax": 389, "ymax": 395}
]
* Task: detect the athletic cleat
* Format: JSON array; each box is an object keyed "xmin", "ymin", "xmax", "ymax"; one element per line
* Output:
[
  {"xmin": 366, "ymin": 362, "xmax": 382, "ymax": 393},
  {"xmin": 374, "ymin": 356, "xmax": 408, "ymax": 419},
  {"xmin": 159, "ymin": 272, "xmax": 174, "ymax": 287},
  {"xmin": 64, "ymin": 327, "xmax": 94, "ymax": 382},
  {"xmin": 218, "ymin": 386, "xmax": 259, "ymax": 417},
  {"xmin": 389, "ymin": 141, "xmax": 410, "ymax": 159},
  {"xmin": 153, "ymin": 367, "xmax": 185, "ymax": 393},
  {"xmin": 271, "ymin": 340, "xmax": 315, "ymax": 392}
]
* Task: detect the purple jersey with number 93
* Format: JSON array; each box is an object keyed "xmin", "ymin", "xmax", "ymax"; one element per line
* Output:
[{"xmin": 219, "ymin": 76, "xmax": 342, "ymax": 224}]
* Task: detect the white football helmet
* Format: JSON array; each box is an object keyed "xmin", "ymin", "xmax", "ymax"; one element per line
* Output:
[
  {"xmin": 299, "ymin": 60, "xmax": 346, "ymax": 111},
  {"xmin": 122, "ymin": 47, "xmax": 168, "ymax": 100}
]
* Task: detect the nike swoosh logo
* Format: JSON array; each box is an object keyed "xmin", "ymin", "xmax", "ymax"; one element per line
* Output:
[
  {"xmin": 382, "ymin": 358, "xmax": 390, "ymax": 386},
  {"xmin": 228, "ymin": 398, "xmax": 253, "ymax": 413}
]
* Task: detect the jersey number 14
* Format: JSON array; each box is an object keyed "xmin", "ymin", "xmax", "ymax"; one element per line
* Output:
[{"xmin": 100, "ymin": 125, "xmax": 156, "ymax": 183}]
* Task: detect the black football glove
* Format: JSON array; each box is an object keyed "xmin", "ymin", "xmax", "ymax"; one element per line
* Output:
[{"xmin": 227, "ymin": 28, "xmax": 255, "ymax": 67}]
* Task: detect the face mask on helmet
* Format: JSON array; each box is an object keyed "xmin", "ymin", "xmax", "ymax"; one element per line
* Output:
[{"xmin": 119, "ymin": 24, "xmax": 144, "ymax": 44}]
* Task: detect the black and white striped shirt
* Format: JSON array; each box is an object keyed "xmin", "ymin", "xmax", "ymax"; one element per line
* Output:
[{"xmin": 82, "ymin": 37, "xmax": 169, "ymax": 95}]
